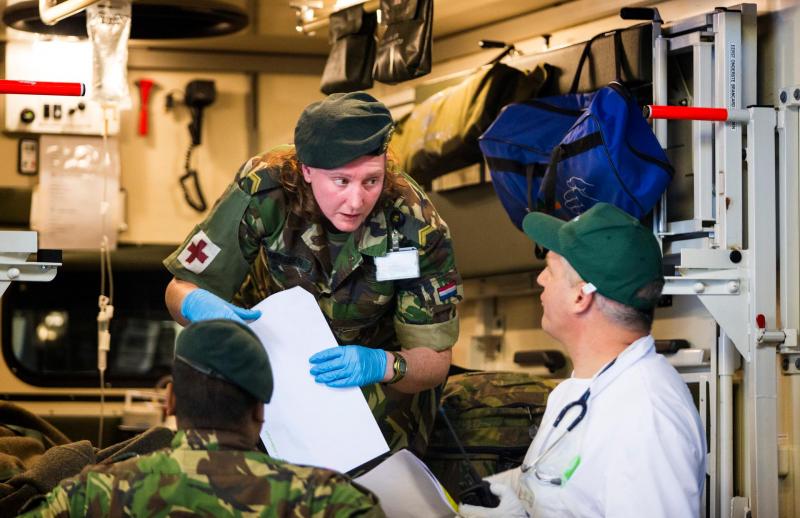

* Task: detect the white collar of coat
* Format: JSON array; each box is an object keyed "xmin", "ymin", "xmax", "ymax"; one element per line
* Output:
[{"xmin": 581, "ymin": 334, "xmax": 655, "ymax": 402}]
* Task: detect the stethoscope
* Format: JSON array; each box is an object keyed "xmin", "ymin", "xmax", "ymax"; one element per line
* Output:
[{"xmin": 519, "ymin": 336, "xmax": 653, "ymax": 486}]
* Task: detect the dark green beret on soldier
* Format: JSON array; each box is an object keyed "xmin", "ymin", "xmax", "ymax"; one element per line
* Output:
[{"xmin": 175, "ymin": 319, "xmax": 273, "ymax": 403}]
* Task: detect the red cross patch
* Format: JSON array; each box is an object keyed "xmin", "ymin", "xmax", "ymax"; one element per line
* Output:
[{"xmin": 178, "ymin": 230, "xmax": 220, "ymax": 274}]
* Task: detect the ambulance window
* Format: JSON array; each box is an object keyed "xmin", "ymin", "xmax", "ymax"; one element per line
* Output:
[{"xmin": 2, "ymin": 248, "xmax": 178, "ymax": 387}]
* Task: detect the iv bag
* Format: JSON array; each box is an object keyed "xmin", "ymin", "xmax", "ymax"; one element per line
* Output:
[{"xmin": 86, "ymin": 0, "xmax": 132, "ymax": 109}]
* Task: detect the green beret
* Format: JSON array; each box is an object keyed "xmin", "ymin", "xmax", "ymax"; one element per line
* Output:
[
  {"xmin": 295, "ymin": 91, "xmax": 394, "ymax": 169},
  {"xmin": 175, "ymin": 319, "xmax": 273, "ymax": 403}
]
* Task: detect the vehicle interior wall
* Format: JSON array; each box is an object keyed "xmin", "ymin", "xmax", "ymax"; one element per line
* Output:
[
  {"xmin": 0, "ymin": 3, "xmax": 798, "ymax": 507},
  {"xmin": 0, "ymin": 45, "xmax": 325, "ymax": 444}
]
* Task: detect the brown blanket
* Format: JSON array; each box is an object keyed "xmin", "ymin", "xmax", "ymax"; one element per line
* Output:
[{"xmin": 0, "ymin": 401, "xmax": 174, "ymax": 516}]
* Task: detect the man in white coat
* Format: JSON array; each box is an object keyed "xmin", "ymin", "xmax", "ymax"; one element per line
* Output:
[{"xmin": 459, "ymin": 202, "xmax": 706, "ymax": 518}]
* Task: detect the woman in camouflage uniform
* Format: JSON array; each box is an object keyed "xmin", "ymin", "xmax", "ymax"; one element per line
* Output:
[{"xmin": 164, "ymin": 92, "xmax": 463, "ymax": 456}]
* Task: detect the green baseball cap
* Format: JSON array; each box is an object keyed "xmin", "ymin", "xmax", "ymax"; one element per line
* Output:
[
  {"xmin": 295, "ymin": 91, "xmax": 394, "ymax": 169},
  {"xmin": 175, "ymin": 319, "xmax": 273, "ymax": 403},
  {"xmin": 522, "ymin": 203, "xmax": 663, "ymax": 310}
]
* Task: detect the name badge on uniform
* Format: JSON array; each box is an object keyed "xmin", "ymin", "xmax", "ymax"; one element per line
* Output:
[{"xmin": 376, "ymin": 247, "xmax": 420, "ymax": 281}]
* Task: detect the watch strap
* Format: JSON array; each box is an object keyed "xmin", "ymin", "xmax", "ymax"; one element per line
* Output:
[{"xmin": 387, "ymin": 352, "xmax": 407, "ymax": 384}]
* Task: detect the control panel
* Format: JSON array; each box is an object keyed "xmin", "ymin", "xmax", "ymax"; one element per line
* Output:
[{"xmin": 4, "ymin": 40, "xmax": 120, "ymax": 135}]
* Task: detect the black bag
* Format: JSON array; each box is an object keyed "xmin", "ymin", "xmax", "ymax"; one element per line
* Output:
[
  {"xmin": 423, "ymin": 371, "xmax": 554, "ymax": 499},
  {"xmin": 373, "ymin": 0, "xmax": 433, "ymax": 84},
  {"xmin": 320, "ymin": 5, "xmax": 377, "ymax": 94}
]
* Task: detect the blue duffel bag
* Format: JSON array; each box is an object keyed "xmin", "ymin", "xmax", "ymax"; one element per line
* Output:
[
  {"xmin": 478, "ymin": 92, "xmax": 594, "ymax": 230},
  {"xmin": 540, "ymin": 82, "xmax": 674, "ymax": 220},
  {"xmin": 480, "ymin": 81, "xmax": 673, "ymax": 229}
]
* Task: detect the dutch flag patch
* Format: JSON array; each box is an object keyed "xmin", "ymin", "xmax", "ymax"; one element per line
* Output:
[{"xmin": 437, "ymin": 281, "xmax": 457, "ymax": 302}]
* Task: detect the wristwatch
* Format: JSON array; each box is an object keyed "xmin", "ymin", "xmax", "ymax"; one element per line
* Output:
[{"xmin": 387, "ymin": 352, "xmax": 407, "ymax": 384}]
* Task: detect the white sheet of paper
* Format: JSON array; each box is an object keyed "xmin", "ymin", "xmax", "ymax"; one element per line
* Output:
[
  {"xmin": 249, "ymin": 287, "xmax": 389, "ymax": 473},
  {"xmin": 32, "ymin": 135, "xmax": 121, "ymax": 250},
  {"xmin": 355, "ymin": 449, "xmax": 457, "ymax": 518}
]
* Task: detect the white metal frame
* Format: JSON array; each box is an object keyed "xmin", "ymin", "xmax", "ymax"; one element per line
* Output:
[
  {"xmin": 655, "ymin": 5, "xmax": 789, "ymax": 517},
  {"xmin": 778, "ymin": 87, "xmax": 800, "ymax": 337},
  {"xmin": 0, "ymin": 231, "xmax": 60, "ymax": 299}
]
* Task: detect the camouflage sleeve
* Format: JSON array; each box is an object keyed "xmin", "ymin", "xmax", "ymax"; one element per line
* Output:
[
  {"xmin": 311, "ymin": 475, "xmax": 386, "ymax": 518},
  {"xmin": 18, "ymin": 475, "xmax": 87, "ymax": 518},
  {"xmin": 393, "ymin": 179, "xmax": 463, "ymax": 351},
  {"xmin": 162, "ymin": 180, "xmax": 253, "ymax": 301},
  {"xmin": 163, "ymin": 153, "xmax": 285, "ymax": 302}
]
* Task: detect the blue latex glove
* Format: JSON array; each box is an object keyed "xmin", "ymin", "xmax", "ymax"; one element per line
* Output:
[
  {"xmin": 180, "ymin": 288, "xmax": 261, "ymax": 324},
  {"xmin": 309, "ymin": 345, "xmax": 387, "ymax": 388}
]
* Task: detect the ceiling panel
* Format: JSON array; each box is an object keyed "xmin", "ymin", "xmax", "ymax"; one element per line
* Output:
[
  {"xmin": 0, "ymin": 0, "xmax": 570, "ymax": 55},
  {"xmin": 432, "ymin": 0, "xmax": 563, "ymax": 37}
]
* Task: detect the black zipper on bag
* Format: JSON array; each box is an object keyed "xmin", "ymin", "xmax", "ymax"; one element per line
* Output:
[
  {"xmin": 485, "ymin": 156, "xmax": 547, "ymax": 177},
  {"xmin": 589, "ymin": 112, "xmax": 645, "ymax": 214},
  {"xmin": 625, "ymin": 135, "xmax": 676, "ymax": 178},
  {"xmin": 520, "ymin": 99, "xmax": 585, "ymax": 117}
]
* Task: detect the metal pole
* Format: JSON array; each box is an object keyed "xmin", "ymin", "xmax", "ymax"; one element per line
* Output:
[
  {"xmin": 693, "ymin": 41, "xmax": 715, "ymax": 223},
  {"xmin": 0, "ymin": 80, "xmax": 85, "ymax": 96},
  {"xmin": 778, "ymin": 85, "xmax": 800, "ymax": 518},
  {"xmin": 745, "ymin": 106, "xmax": 779, "ymax": 518},
  {"xmin": 713, "ymin": 9, "xmax": 743, "ymax": 250},
  {"xmin": 653, "ymin": 33, "xmax": 668, "ymax": 237},
  {"xmin": 778, "ymin": 88, "xmax": 800, "ymax": 352},
  {"xmin": 646, "ymin": 105, "xmax": 751, "ymax": 123},
  {"xmin": 718, "ymin": 333, "xmax": 737, "ymax": 518}
]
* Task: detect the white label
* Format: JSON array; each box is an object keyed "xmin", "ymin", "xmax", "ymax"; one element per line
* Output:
[{"xmin": 375, "ymin": 247, "xmax": 420, "ymax": 281}]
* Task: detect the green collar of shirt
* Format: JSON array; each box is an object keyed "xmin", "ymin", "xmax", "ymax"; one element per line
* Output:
[
  {"xmin": 171, "ymin": 428, "xmax": 257, "ymax": 452},
  {"xmin": 291, "ymin": 206, "xmax": 389, "ymax": 290}
]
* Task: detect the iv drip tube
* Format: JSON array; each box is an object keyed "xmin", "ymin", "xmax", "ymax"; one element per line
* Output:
[{"xmin": 96, "ymin": 105, "xmax": 116, "ymax": 448}]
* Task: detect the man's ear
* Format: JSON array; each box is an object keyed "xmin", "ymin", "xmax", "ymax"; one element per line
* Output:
[
  {"xmin": 165, "ymin": 382, "xmax": 176, "ymax": 417},
  {"xmin": 574, "ymin": 284, "xmax": 595, "ymax": 314},
  {"xmin": 301, "ymin": 164, "xmax": 312, "ymax": 183},
  {"xmin": 253, "ymin": 402, "xmax": 265, "ymax": 424}
]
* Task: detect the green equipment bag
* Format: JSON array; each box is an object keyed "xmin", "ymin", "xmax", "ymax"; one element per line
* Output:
[
  {"xmin": 423, "ymin": 371, "xmax": 554, "ymax": 498},
  {"xmin": 391, "ymin": 63, "xmax": 548, "ymax": 186}
]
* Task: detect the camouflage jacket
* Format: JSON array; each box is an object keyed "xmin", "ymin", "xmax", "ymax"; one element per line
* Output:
[
  {"xmin": 19, "ymin": 428, "xmax": 385, "ymax": 518},
  {"xmin": 164, "ymin": 147, "xmax": 463, "ymax": 454}
]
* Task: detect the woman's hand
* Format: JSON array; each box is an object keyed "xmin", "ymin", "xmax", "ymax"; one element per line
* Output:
[
  {"xmin": 309, "ymin": 345, "xmax": 388, "ymax": 388},
  {"xmin": 181, "ymin": 288, "xmax": 261, "ymax": 324}
]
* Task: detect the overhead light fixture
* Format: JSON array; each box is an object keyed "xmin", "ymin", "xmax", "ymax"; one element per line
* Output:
[
  {"xmin": 292, "ymin": 0, "xmax": 378, "ymax": 37},
  {"xmin": 39, "ymin": 0, "xmax": 100, "ymax": 25},
  {"xmin": 290, "ymin": 1, "xmax": 323, "ymax": 36},
  {"xmin": 3, "ymin": 0, "xmax": 249, "ymax": 39}
]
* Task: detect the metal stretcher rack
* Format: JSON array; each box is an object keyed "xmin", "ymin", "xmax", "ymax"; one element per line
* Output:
[{"xmin": 651, "ymin": 4, "xmax": 799, "ymax": 517}]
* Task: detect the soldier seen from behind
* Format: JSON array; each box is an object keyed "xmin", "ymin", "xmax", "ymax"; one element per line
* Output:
[{"xmin": 20, "ymin": 320, "xmax": 385, "ymax": 517}]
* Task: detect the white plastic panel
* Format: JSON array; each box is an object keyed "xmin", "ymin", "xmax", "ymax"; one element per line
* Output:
[{"xmin": 4, "ymin": 40, "xmax": 120, "ymax": 135}]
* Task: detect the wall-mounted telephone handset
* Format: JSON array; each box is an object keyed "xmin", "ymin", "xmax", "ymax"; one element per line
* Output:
[{"xmin": 180, "ymin": 79, "xmax": 216, "ymax": 213}]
